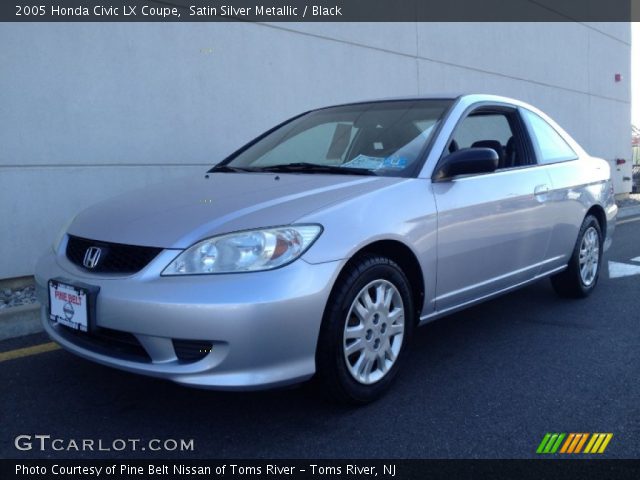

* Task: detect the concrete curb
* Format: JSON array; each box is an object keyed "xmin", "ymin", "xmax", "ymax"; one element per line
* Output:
[
  {"xmin": 0, "ymin": 275, "xmax": 34, "ymax": 291},
  {"xmin": 1, "ymin": 205, "xmax": 640, "ymax": 343},
  {"xmin": 618, "ymin": 205, "xmax": 640, "ymax": 219},
  {"xmin": 0, "ymin": 302, "xmax": 42, "ymax": 341}
]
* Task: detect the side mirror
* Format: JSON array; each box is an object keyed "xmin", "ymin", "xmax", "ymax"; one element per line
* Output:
[{"xmin": 433, "ymin": 147, "xmax": 499, "ymax": 181}]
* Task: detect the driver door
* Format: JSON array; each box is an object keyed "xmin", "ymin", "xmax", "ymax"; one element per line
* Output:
[{"xmin": 433, "ymin": 105, "xmax": 554, "ymax": 311}]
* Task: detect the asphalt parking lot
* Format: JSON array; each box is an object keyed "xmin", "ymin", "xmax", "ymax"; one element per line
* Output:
[{"xmin": 1, "ymin": 216, "xmax": 639, "ymax": 460}]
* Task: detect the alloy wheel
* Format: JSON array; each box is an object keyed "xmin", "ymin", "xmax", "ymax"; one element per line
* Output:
[
  {"xmin": 579, "ymin": 226, "xmax": 600, "ymax": 286},
  {"xmin": 342, "ymin": 279, "xmax": 405, "ymax": 385}
]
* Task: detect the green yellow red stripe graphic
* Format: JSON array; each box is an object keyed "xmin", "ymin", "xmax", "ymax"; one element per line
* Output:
[{"xmin": 537, "ymin": 433, "xmax": 613, "ymax": 454}]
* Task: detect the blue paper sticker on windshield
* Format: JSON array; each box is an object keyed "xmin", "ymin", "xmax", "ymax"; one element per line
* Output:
[{"xmin": 382, "ymin": 156, "xmax": 408, "ymax": 169}]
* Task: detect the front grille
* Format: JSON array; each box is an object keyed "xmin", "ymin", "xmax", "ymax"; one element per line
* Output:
[
  {"xmin": 172, "ymin": 339, "xmax": 213, "ymax": 363},
  {"xmin": 66, "ymin": 235, "xmax": 163, "ymax": 274},
  {"xmin": 55, "ymin": 323, "xmax": 151, "ymax": 363}
]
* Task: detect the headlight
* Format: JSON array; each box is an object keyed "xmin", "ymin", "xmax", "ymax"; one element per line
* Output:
[{"xmin": 162, "ymin": 225, "xmax": 322, "ymax": 275}]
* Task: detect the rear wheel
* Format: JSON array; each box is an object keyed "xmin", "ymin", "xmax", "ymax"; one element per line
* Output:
[
  {"xmin": 551, "ymin": 215, "xmax": 603, "ymax": 298},
  {"xmin": 316, "ymin": 255, "xmax": 414, "ymax": 404}
]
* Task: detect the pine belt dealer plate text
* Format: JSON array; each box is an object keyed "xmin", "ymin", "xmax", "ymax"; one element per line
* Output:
[{"xmin": 48, "ymin": 279, "xmax": 90, "ymax": 332}]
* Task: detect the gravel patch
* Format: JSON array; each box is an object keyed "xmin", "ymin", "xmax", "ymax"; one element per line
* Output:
[{"xmin": 0, "ymin": 284, "xmax": 38, "ymax": 310}]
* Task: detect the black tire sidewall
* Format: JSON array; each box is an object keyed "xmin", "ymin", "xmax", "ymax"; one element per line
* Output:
[
  {"xmin": 574, "ymin": 216, "xmax": 603, "ymax": 295},
  {"xmin": 317, "ymin": 256, "xmax": 415, "ymax": 404}
]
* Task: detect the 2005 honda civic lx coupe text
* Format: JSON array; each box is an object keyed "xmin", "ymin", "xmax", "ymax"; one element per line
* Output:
[{"xmin": 36, "ymin": 94, "xmax": 617, "ymax": 403}]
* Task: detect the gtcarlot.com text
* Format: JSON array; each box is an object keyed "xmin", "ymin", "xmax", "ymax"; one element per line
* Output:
[{"xmin": 14, "ymin": 435, "xmax": 194, "ymax": 452}]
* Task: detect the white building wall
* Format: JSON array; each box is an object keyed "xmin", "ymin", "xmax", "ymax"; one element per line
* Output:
[{"xmin": 0, "ymin": 22, "xmax": 631, "ymax": 279}]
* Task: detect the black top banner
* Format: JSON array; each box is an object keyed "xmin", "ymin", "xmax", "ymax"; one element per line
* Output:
[{"xmin": 2, "ymin": 0, "xmax": 639, "ymax": 22}]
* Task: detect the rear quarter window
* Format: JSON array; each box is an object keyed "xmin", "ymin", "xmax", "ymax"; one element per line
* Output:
[{"xmin": 522, "ymin": 109, "xmax": 578, "ymax": 164}]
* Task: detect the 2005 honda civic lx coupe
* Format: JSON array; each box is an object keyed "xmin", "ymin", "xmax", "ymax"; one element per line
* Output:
[{"xmin": 36, "ymin": 94, "xmax": 617, "ymax": 403}]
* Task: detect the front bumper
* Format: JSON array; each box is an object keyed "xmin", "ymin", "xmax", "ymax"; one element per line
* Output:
[{"xmin": 35, "ymin": 248, "xmax": 342, "ymax": 390}]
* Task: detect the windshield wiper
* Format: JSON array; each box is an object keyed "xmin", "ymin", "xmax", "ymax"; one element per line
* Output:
[
  {"xmin": 208, "ymin": 165, "xmax": 257, "ymax": 173},
  {"xmin": 256, "ymin": 162, "xmax": 376, "ymax": 176}
]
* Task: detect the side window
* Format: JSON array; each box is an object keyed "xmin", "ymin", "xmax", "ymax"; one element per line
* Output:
[
  {"xmin": 522, "ymin": 109, "xmax": 577, "ymax": 164},
  {"xmin": 449, "ymin": 111, "xmax": 526, "ymax": 169},
  {"xmin": 455, "ymin": 114, "xmax": 512, "ymax": 148}
]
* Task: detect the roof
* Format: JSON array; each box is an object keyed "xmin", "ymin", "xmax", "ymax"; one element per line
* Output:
[{"xmin": 319, "ymin": 94, "xmax": 536, "ymax": 111}]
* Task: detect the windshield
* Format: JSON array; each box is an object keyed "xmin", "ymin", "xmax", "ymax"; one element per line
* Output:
[{"xmin": 214, "ymin": 99, "xmax": 454, "ymax": 177}]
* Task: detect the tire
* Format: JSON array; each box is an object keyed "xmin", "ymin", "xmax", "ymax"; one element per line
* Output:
[
  {"xmin": 315, "ymin": 255, "xmax": 415, "ymax": 404},
  {"xmin": 551, "ymin": 215, "xmax": 603, "ymax": 298}
]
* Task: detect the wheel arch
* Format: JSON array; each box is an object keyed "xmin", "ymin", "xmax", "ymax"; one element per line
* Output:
[
  {"xmin": 586, "ymin": 204, "xmax": 606, "ymax": 239},
  {"xmin": 330, "ymin": 240, "xmax": 425, "ymax": 324}
]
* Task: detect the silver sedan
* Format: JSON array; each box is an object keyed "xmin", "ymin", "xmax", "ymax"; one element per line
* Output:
[{"xmin": 35, "ymin": 94, "xmax": 617, "ymax": 403}]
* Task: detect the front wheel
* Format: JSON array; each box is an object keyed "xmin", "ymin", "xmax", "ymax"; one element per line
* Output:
[
  {"xmin": 315, "ymin": 255, "xmax": 414, "ymax": 404},
  {"xmin": 551, "ymin": 215, "xmax": 603, "ymax": 298}
]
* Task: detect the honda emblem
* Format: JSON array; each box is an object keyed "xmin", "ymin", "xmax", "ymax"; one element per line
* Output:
[{"xmin": 83, "ymin": 246, "xmax": 102, "ymax": 269}]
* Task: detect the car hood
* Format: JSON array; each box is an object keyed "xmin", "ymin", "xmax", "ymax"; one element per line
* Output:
[{"xmin": 68, "ymin": 172, "xmax": 403, "ymax": 249}]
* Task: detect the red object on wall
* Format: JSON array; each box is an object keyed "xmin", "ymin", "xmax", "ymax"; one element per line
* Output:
[
  {"xmin": 616, "ymin": 158, "xmax": 626, "ymax": 165},
  {"xmin": 615, "ymin": 73, "xmax": 622, "ymax": 82}
]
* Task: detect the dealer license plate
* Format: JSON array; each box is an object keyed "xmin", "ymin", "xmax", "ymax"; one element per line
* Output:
[{"xmin": 48, "ymin": 279, "xmax": 92, "ymax": 332}]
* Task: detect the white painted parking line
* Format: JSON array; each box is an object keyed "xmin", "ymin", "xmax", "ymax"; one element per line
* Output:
[
  {"xmin": 617, "ymin": 216, "xmax": 640, "ymax": 225},
  {"xmin": 608, "ymin": 261, "xmax": 640, "ymax": 279}
]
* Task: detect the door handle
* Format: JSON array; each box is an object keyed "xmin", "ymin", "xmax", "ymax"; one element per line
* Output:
[{"xmin": 534, "ymin": 184, "xmax": 550, "ymax": 196}]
